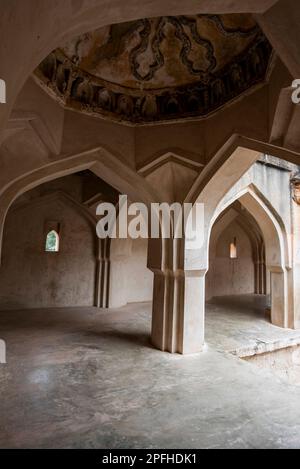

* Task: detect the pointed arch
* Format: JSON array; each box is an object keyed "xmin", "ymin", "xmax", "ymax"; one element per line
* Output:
[
  {"xmin": 0, "ymin": 146, "xmax": 157, "ymax": 262},
  {"xmin": 186, "ymin": 184, "xmax": 290, "ymax": 330},
  {"xmin": 45, "ymin": 229, "xmax": 59, "ymax": 252},
  {"xmin": 212, "ymin": 184, "xmax": 289, "ymax": 271}
]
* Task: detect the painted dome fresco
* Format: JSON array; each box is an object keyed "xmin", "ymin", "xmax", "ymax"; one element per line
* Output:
[{"xmin": 36, "ymin": 14, "xmax": 273, "ymax": 124}]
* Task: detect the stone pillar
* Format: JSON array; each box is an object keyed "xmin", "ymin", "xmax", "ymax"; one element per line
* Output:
[
  {"xmin": 256, "ymin": 260, "xmax": 267, "ymax": 295},
  {"xmin": 151, "ymin": 268, "xmax": 184, "ymax": 353},
  {"xmin": 254, "ymin": 260, "xmax": 260, "ymax": 294},
  {"xmin": 254, "ymin": 241, "xmax": 266, "ymax": 295},
  {"xmin": 94, "ymin": 238, "xmax": 111, "ymax": 308},
  {"xmin": 181, "ymin": 270, "xmax": 206, "ymax": 354},
  {"xmin": 149, "ymin": 237, "xmax": 182, "ymax": 353},
  {"xmin": 149, "ymin": 237, "xmax": 205, "ymax": 354},
  {"xmin": 269, "ymin": 269, "xmax": 288, "ymax": 328},
  {"xmin": 260, "ymin": 260, "xmax": 267, "ymax": 295}
]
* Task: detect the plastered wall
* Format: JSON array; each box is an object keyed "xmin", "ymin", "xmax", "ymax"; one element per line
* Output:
[
  {"xmin": 109, "ymin": 237, "xmax": 153, "ymax": 308},
  {"xmin": 0, "ymin": 196, "xmax": 96, "ymax": 309},
  {"xmin": 0, "ymin": 192, "xmax": 154, "ymax": 310},
  {"xmin": 206, "ymin": 220, "xmax": 255, "ymax": 300}
]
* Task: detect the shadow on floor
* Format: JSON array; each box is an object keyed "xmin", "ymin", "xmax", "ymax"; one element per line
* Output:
[
  {"xmin": 207, "ymin": 294, "xmax": 269, "ymax": 318},
  {"xmin": 0, "ymin": 303, "xmax": 154, "ymax": 353},
  {"xmin": 82, "ymin": 329, "xmax": 154, "ymax": 350}
]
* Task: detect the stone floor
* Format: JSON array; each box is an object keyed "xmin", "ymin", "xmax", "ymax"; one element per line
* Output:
[
  {"xmin": 1, "ymin": 298, "xmax": 300, "ymax": 449},
  {"xmin": 206, "ymin": 295, "xmax": 300, "ymax": 357}
]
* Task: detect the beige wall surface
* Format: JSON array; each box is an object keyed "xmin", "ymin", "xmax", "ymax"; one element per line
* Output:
[
  {"xmin": 110, "ymin": 237, "xmax": 153, "ymax": 308},
  {"xmin": 0, "ymin": 196, "xmax": 96, "ymax": 309},
  {"xmin": 206, "ymin": 220, "xmax": 255, "ymax": 299}
]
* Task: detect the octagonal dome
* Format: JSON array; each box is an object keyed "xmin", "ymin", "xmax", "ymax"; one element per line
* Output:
[{"xmin": 35, "ymin": 14, "xmax": 273, "ymax": 124}]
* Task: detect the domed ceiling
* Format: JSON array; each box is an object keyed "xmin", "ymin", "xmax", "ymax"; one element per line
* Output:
[{"xmin": 36, "ymin": 14, "xmax": 273, "ymax": 124}]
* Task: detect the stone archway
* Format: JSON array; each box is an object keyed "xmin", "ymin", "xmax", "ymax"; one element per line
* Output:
[
  {"xmin": 209, "ymin": 187, "xmax": 287, "ymax": 325},
  {"xmin": 0, "ymin": 187, "xmax": 99, "ymax": 309},
  {"xmin": 184, "ymin": 184, "xmax": 289, "ymax": 355},
  {"xmin": 182, "ymin": 145, "xmax": 293, "ymax": 354},
  {"xmin": 0, "ymin": 146, "xmax": 157, "ymax": 261},
  {"xmin": 207, "ymin": 202, "xmax": 266, "ymax": 300},
  {"xmin": 0, "ymin": 147, "xmax": 157, "ymax": 319}
]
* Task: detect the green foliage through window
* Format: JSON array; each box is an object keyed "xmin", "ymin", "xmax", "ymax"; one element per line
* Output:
[{"xmin": 45, "ymin": 230, "xmax": 59, "ymax": 252}]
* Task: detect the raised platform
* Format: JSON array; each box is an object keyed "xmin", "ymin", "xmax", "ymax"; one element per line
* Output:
[{"xmin": 205, "ymin": 295, "xmax": 300, "ymax": 358}]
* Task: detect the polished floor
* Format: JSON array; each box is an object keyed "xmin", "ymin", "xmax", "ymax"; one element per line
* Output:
[{"xmin": 1, "ymin": 298, "xmax": 300, "ymax": 448}]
